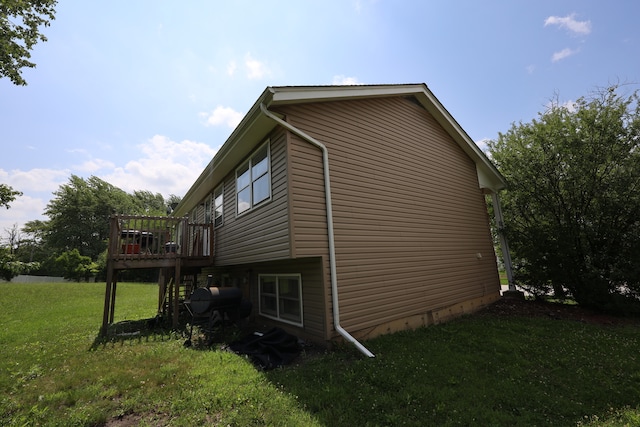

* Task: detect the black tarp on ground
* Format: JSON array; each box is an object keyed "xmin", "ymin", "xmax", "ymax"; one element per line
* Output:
[{"xmin": 228, "ymin": 327, "xmax": 300, "ymax": 370}]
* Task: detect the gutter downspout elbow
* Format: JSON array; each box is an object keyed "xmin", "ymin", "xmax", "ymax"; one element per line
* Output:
[{"xmin": 260, "ymin": 103, "xmax": 375, "ymax": 358}]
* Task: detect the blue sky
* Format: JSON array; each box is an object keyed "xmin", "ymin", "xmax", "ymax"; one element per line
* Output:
[{"xmin": 1, "ymin": 0, "xmax": 639, "ymax": 234}]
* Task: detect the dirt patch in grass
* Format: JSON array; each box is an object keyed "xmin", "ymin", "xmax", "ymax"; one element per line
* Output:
[
  {"xmin": 480, "ymin": 296, "xmax": 640, "ymax": 326},
  {"xmin": 104, "ymin": 414, "xmax": 143, "ymax": 427},
  {"xmin": 104, "ymin": 411, "xmax": 174, "ymax": 427}
]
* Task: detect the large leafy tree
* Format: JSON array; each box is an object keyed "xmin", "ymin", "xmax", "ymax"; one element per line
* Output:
[
  {"xmin": 0, "ymin": 183, "xmax": 22, "ymax": 208},
  {"xmin": 132, "ymin": 190, "xmax": 167, "ymax": 216},
  {"xmin": 36, "ymin": 175, "xmax": 173, "ymax": 265},
  {"xmin": 488, "ymin": 85, "xmax": 640, "ymax": 312},
  {"xmin": 20, "ymin": 219, "xmax": 59, "ymax": 275},
  {"xmin": 44, "ymin": 175, "xmax": 136, "ymax": 260},
  {"xmin": 1, "ymin": 0, "xmax": 57, "ymax": 85}
]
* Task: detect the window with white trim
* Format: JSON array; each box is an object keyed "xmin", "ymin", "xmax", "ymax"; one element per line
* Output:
[
  {"xmin": 259, "ymin": 274, "xmax": 303, "ymax": 326},
  {"xmin": 204, "ymin": 197, "xmax": 212, "ymax": 224},
  {"xmin": 236, "ymin": 141, "xmax": 270, "ymax": 215},
  {"xmin": 213, "ymin": 185, "xmax": 223, "ymax": 227}
]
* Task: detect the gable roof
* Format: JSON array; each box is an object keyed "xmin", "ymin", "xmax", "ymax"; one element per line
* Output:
[{"xmin": 174, "ymin": 84, "xmax": 506, "ymax": 217}]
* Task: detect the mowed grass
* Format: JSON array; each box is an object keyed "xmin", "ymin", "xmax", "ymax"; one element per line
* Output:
[
  {"xmin": 0, "ymin": 282, "xmax": 317, "ymax": 426},
  {"xmin": 1, "ymin": 282, "xmax": 640, "ymax": 426}
]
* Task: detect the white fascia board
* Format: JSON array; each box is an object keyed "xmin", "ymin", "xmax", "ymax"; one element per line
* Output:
[
  {"xmin": 269, "ymin": 84, "xmax": 425, "ymax": 105},
  {"xmin": 269, "ymin": 84, "xmax": 506, "ymax": 192},
  {"xmin": 175, "ymin": 84, "xmax": 506, "ymax": 216}
]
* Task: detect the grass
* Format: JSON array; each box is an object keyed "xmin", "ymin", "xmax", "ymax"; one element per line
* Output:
[
  {"xmin": 1, "ymin": 282, "xmax": 640, "ymax": 426},
  {"xmin": 499, "ymin": 271, "xmax": 508, "ymax": 286}
]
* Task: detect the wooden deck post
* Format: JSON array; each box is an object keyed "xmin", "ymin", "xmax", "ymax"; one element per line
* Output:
[
  {"xmin": 158, "ymin": 268, "xmax": 166, "ymax": 316},
  {"xmin": 109, "ymin": 278, "xmax": 117, "ymax": 324},
  {"xmin": 101, "ymin": 265, "xmax": 118, "ymax": 335},
  {"xmin": 101, "ymin": 276, "xmax": 112, "ymax": 336},
  {"xmin": 100, "ymin": 214, "xmax": 213, "ymax": 334},
  {"xmin": 173, "ymin": 261, "xmax": 181, "ymax": 329}
]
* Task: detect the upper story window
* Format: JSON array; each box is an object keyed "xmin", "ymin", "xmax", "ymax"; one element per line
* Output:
[
  {"xmin": 213, "ymin": 185, "xmax": 224, "ymax": 227},
  {"xmin": 204, "ymin": 197, "xmax": 212, "ymax": 224},
  {"xmin": 236, "ymin": 141, "xmax": 271, "ymax": 215}
]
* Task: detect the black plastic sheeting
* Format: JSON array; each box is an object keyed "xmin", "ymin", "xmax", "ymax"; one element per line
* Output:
[{"xmin": 228, "ymin": 327, "xmax": 301, "ymax": 370}]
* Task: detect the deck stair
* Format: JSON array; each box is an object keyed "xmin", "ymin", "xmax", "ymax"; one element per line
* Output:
[{"xmin": 100, "ymin": 214, "xmax": 214, "ymax": 336}]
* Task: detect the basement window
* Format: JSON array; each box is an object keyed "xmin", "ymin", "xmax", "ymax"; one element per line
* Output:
[
  {"xmin": 259, "ymin": 274, "xmax": 303, "ymax": 326},
  {"xmin": 236, "ymin": 141, "xmax": 271, "ymax": 215}
]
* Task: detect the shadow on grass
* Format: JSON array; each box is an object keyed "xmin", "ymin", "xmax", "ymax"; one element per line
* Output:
[
  {"xmin": 89, "ymin": 316, "xmax": 178, "ymax": 350},
  {"xmin": 89, "ymin": 313, "xmax": 256, "ymax": 352},
  {"xmin": 264, "ymin": 315, "xmax": 640, "ymax": 427}
]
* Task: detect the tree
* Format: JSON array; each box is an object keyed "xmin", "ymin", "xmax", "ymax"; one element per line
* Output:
[
  {"xmin": 17, "ymin": 219, "xmax": 57, "ymax": 275},
  {"xmin": 488, "ymin": 85, "xmax": 640, "ymax": 312},
  {"xmin": 3, "ymin": 223, "xmax": 21, "ymax": 252},
  {"xmin": 166, "ymin": 194, "xmax": 182, "ymax": 214},
  {"xmin": 41, "ymin": 175, "xmax": 172, "ymax": 267},
  {"xmin": 0, "ymin": 183, "xmax": 22, "ymax": 209},
  {"xmin": 1, "ymin": 0, "xmax": 57, "ymax": 85},
  {"xmin": 44, "ymin": 175, "xmax": 136, "ymax": 260},
  {"xmin": 55, "ymin": 249, "xmax": 98, "ymax": 282},
  {"xmin": 0, "ymin": 247, "xmax": 39, "ymax": 281},
  {"xmin": 132, "ymin": 190, "xmax": 167, "ymax": 216}
]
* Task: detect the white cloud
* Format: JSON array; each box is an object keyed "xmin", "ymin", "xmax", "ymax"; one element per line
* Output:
[
  {"xmin": 332, "ymin": 75, "xmax": 363, "ymax": 85},
  {"xmin": 546, "ymin": 99, "xmax": 577, "ymax": 113},
  {"xmin": 74, "ymin": 158, "xmax": 116, "ymax": 173},
  {"xmin": 0, "ymin": 137, "xmax": 220, "ymax": 234},
  {"xmin": 551, "ymin": 47, "xmax": 578, "ymax": 62},
  {"xmin": 544, "ymin": 13, "xmax": 592, "ymax": 35},
  {"xmin": 525, "ymin": 64, "xmax": 535, "ymax": 74},
  {"xmin": 245, "ymin": 53, "xmax": 269, "ymax": 79},
  {"xmin": 103, "ymin": 135, "xmax": 219, "ymax": 197},
  {"xmin": 227, "ymin": 60, "xmax": 237, "ymax": 76},
  {"xmin": 1, "ymin": 168, "xmax": 69, "ymax": 193},
  {"xmin": 475, "ymin": 138, "xmax": 491, "ymax": 153},
  {"xmin": 200, "ymin": 106, "xmax": 244, "ymax": 128},
  {"xmin": 562, "ymin": 100, "xmax": 577, "ymax": 112},
  {"xmin": 0, "ymin": 168, "xmax": 68, "ymax": 233},
  {"xmin": 0, "ymin": 194, "xmax": 48, "ymax": 236},
  {"xmin": 222, "ymin": 53, "xmax": 270, "ymax": 80}
]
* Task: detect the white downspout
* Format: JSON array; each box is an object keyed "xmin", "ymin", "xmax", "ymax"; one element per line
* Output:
[
  {"xmin": 260, "ymin": 103, "xmax": 375, "ymax": 358},
  {"xmin": 491, "ymin": 192, "xmax": 516, "ymax": 291}
]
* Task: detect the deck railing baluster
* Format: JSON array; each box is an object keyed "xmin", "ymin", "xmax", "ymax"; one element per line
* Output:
[{"xmin": 106, "ymin": 214, "xmax": 212, "ymax": 263}]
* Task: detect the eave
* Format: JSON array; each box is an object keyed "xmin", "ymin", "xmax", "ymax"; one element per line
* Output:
[{"xmin": 174, "ymin": 84, "xmax": 506, "ymax": 216}]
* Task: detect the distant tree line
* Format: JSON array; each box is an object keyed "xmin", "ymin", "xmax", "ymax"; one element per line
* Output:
[{"xmin": 1, "ymin": 175, "xmax": 180, "ymax": 282}]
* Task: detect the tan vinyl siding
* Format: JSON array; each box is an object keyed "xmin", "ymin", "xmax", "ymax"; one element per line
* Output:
[
  {"xmin": 213, "ymin": 129, "xmax": 291, "ymax": 265},
  {"xmin": 286, "ymin": 131, "xmax": 333, "ymax": 339},
  {"xmin": 288, "ymin": 139, "xmax": 329, "ymax": 257},
  {"xmin": 280, "ymin": 96, "xmax": 500, "ymax": 335}
]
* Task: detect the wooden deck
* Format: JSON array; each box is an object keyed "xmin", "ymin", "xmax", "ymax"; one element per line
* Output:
[{"xmin": 100, "ymin": 214, "xmax": 214, "ymax": 335}]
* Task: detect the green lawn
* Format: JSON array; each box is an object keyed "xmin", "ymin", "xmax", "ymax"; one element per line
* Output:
[
  {"xmin": 499, "ymin": 271, "xmax": 508, "ymax": 286},
  {"xmin": 1, "ymin": 282, "xmax": 640, "ymax": 426}
]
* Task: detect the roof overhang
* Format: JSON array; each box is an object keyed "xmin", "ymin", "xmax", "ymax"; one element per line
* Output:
[
  {"xmin": 174, "ymin": 84, "xmax": 506, "ymax": 216},
  {"xmin": 173, "ymin": 89, "xmax": 277, "ymax": 217}
]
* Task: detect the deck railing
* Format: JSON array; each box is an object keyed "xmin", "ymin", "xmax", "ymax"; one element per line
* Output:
[{"xmin": 108, "ymin": 214, "xmax": 214, "ymax": 262}]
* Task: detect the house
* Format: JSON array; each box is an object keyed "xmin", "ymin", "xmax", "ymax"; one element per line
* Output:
[{"xmin": 168, "ymin": 83, "xmax": 509, "ymax": 355}]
